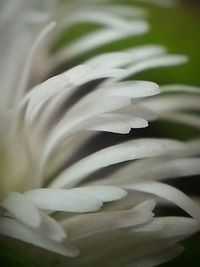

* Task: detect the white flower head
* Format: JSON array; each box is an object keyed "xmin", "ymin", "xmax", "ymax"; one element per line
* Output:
[{"xmin": 0, "ymin": 0, "xmax": 200, "ymax": 266}]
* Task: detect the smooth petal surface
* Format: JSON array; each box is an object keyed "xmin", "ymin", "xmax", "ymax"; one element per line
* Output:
[
  {"xmin": 127, "ymin": 182, "xmax": 200, "ymax": 222},
  {"xmin": 81, "ymin": 114, "xmax": 148, "ymax": 134},
  {"xmin": 54, "ymin": 21, "xmax": 148, "ymax": 62},
  {"xmin": 107, "ymin": 54, "xmax": 188, "ymax": 82},
  {"xmin": 24, "ymin": 186, "xmax": 126, "ymax": 213},
  {"xmin": 39, "ymin": 211, "xmax": 67, "ymax": 242},
  {"xmin": 50, "ymin": 138, "xmax": 184, "ymax": 188},
  {"xmin": 85, "ymin": 45, "xmax": 166, "ymax": 68},
  {"xmin": 62, "ymin": 200, "xmax": 155, "ymax": 240},
  {"xmin": 1, "ymin": 192, "xmax": 41, "ymax": 229},
  {"xmin": 0, "ymin": 217, "xmax": 79, "ymax": 257},
  {"xmin": 132, "ymin": 216, "xmax": 199, "ymax": 238},
  {"xmin": 95, "ymin": 157, "xmax": 200, "ymax": 186}
]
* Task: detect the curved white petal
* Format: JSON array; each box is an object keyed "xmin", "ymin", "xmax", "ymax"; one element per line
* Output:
[
  {"xmin": 85, "ymin": 45, "xmax": 166, "ymax": 68},
  {"xmin": 127, "ymin": 182, "xmax": 200, "ymax": 222},
  {"xmin": 85, "ymin": 81, "xmax": 160, "ymax": 101},
  {"xmin": 161, "ymin": 84, "xmax": 200, "ymax": 94},
  {"xmin": 142, "ymin": 95, "xmax": 200, "ymax": 114},
  {"xmin": 50, "ymin": 138, "xmax": 184, "ymax": 189},
  {"xmin": 39, "ymin": 211, "xmax": 67, "ymax": 242},
  {"xmin": 43, "ymin": 96, "xmax": 131, "ymax": 160},
  {"xmin": 0, "ymin": 217, "xmax": 78, "ymax": 257},
  {"xmin": 62, "ymin": 200, "xmax": 155, "ymax": 240},
  {"xmin": 81, "ymin": 114, "xmax": 148, "ymax": 134},
  {"xmin": 132, "ymin": 216, "xmax": 199, "ymax": 238},
  {"xmin": 24, "ymin": 186, "xmax": 126, "ymax": 213},
  {"xmin": 94, "ymin": 157, "xmax": 200, "ymax": 186},
  {"xmin": 54, "ymin": 21, "xmax": 148, "ymax": 62},
  {"xmin": 1, "ymin": 192, "xmax": 41, "ymax": 229},
  {"xmin": 163, "ymin": 112, "xmax": 200, "ymax": 129},
  {"xmin": 107, "ymin": 54, "xmax": 188, "ymax": 82},
  {"xmin": 23, "ymin": 64, "xmax": 124, "ymax": 122},
  {"xmin": 24, "ymin": 189, "xmax": 102, "ymax": 213}
]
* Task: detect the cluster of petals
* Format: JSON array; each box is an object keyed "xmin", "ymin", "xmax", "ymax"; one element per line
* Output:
[{"xmin": 0, "ymin": 0, "xmax": 200, "ymax": 266}]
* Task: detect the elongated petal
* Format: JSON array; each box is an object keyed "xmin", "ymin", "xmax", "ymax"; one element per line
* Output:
[
  {"xmin": 132, "ymin": 216, "xmax": 199, "ymax": 238},
  {"xmin": 50, "ymin": 138, "xmax": 184, "ymax": 188},
  {"xmin": 39, "ymin": 211, "xmax": 67, "ymax": 242},
  {"xmin": 0, "ymin": 217, "xmax": 78, "ymax": 257},
  {"xmin": 142, "ymin": 95, "xmax": 200, "ymax": 113},
  {"xmin": 163, "ymin": 112, "xmax": 200, "ymax": 129},
  {"xmin": 85, "ymin": 81, "xmax": 160, "ymax": 101},
  {"xmin": 24, "ymin": 186, "xmax": 126, "ymax": 213},
  {"xmin": 44, "ymin": 96, "xmax": 131, "ymax": 159},
  {"xmin": 24, "ymin": 189, "xmax": 102, "ymax": 213},
  {"xmin": 1, "ymin": 192, "xmax": 41, "ymax": 229},
  {"xmin": 62, "ymin": 200, "xmax": 155, "ymax": 240},
  {"xmin": 24, "ymin": 65, "xmax": 124, "ymax": 121},
  {"xmin": 95, "ymin": 157, "xmax": 200, "ymax": 186},
  {"xmin": 76, "ymin": 186, "xmax": 127, "ymax": 202},
  {"xmin": 62, "ymin": 10, "xmax": 141, "ymax": 29},
  {"xmin": 161, "ymin": 84, "xmax": 200, "ymax": 94},
  {"xmin": 71, "ymin": 230, "xmax": 182, "ymax": 267},
  {"xmin": 16, "ymin": 21, "xmax": 56, "ymax": 103},
  {"xmin": 108, "ymin": 54, "xmax": 187, "ymax": 82},
  {"xmin": 85, "ymin": 45, "xmax": 166, "ymax": 68},
  {"xmin": 57, "ymin": 5, "xmax": 145, "ymax": 34},
  {"xmin": 134, "ymin": 157, "xmax": 200, "ymax": 182},
  {"xmin": 81, "ymin": 114, "xmax": 148, "ymax": 134},
  {"xmin": 116, "ymin": 104, "xmax": 157, "ymax": 121},
  {"xmin": 127, "ymin": 182, "xmax": 200, "ymax": 222},
  {"xmin": 54, "ymin": 21, "xmax": 148, "ymax": 62}
]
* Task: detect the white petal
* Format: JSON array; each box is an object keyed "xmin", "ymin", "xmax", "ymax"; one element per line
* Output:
[
  {"xmin": 54, "ymin": 21, "xmax": 148, "ymax": 62},
  {"xmin": 23, "ymin": 64, "xmax": 124, "ymax": 122},
  {"xmin": 62, "ymin": 199, "xmax": 155, "ymax": 240},
  {"xmin": 62, "ymin": 10, "xmax": 141, "ymax": 29},
  {"xmin": 127, "ymin": 182, "xmax": 200, "ymax": 222},
  {"xmin": 25, "ymin": 186, "xmax": 126, "ymax": 214},
  {"xmin": 142, "ymin": 95, "xmax": 200, "ymax": 114},
  {"xmin": 79, "ymin": 114, "xmax": 148, "ymax": 134},
  {"xmin": 77, "ymin": 186, "xmax": 127, "ymax": 202},
  {"xmin": 95, "ymin": 157, "xmax": 200, "ymax": 186},
  {"xmin": 24, "ymin": 188, "xmax": 103, "ymax": 213},
  {"xmin": 86, "ymin": 81, "xmax": 160, "ymax": 101},
  {"xmin": 116, "ymin": 104, "xmax": 158, "ymax": 121},
  {"xmin": 161, "ymin": 84, "xmax": 200, "ymax": 94},
  {"xmin": 110, "ymin": 54, "xmax": 188, "ymax": 82},
  {"xmin": 1, "ymin": 192, "xmax": 41, "ymax": 229},
  {"xmin": 163, "ymin": 112, "xmax": 200, "ymax": 129},
  {"xmin": 85, "ymin": 45, "xmax": 166, "ymax": 68},
  {"xmin": 39, "ymin": 211, "xmax": 67, "ymax": 242},
  {"xmin": 50, "ymin": 138, "xmax": 184, "ymax": 189},
  {"xmin": 16, "ymin": 21, "xmax": 56, "ymax": 103},
  {"xmin": 93, "ymin": 5, "xmax": 145, "ymax": 18},
  {"xmin": 135, "ymin": 157, "xmax": 200, "ymax": 182},
  {"xmin": 57, "ymin": 5, "xmax": 145, "ymax": 35},
  {"xmin": 132, "ymin": 216, "xmax": 199, "ymax": 238},
  {"xmin": 43, "ymin": 96, "xmax": 131, "ymax": 160},
  {"xmin": 0, "ymin": 217, "xmax": 78, "ymax": 257}
]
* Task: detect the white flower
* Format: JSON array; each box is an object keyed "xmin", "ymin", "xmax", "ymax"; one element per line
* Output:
[{"xmin": 0, "ymin": 0, "xmax": 200, "ymax": 266}]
